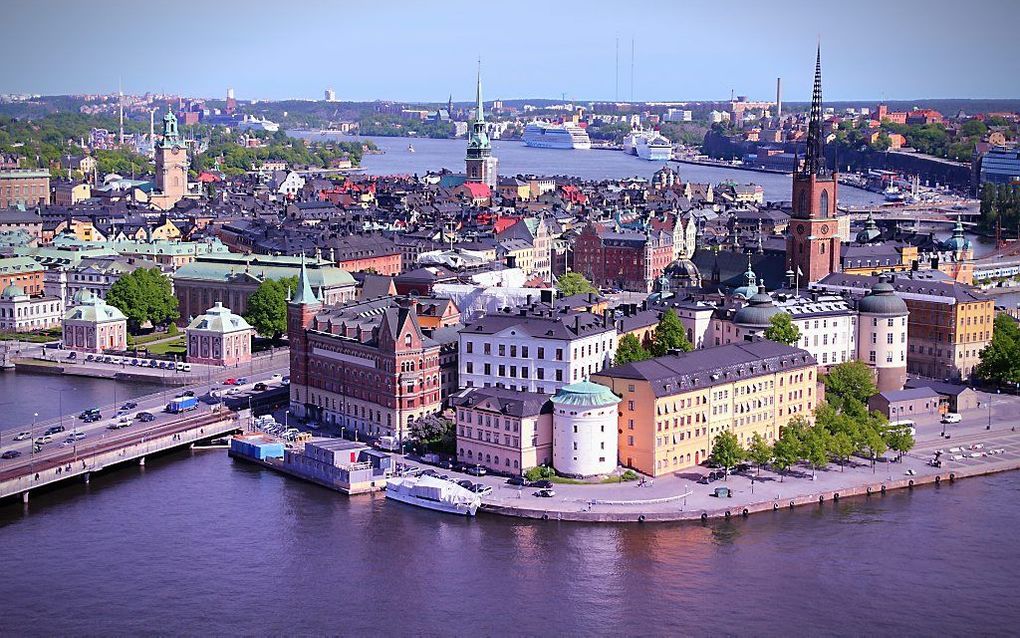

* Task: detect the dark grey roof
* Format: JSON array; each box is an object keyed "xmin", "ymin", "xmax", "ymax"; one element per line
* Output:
[
  {"xmin": 858, "ymin": 279, "xmax": 908, "ymax": 316},
  {"xmin": 449, "ymin": 386, "xmax": 552, "ymax": 418},
  {"xmin": 817, "ymin": 272, "xmax": 990, "ymax": 304},
  {"xmin": 904, "ymin": 378, "xmax": 977, "ymax": 397},
  {"xmin": 877, "ymin": 387, "xmax": 941, "ymax": 402},
  {"xmin": 733, "ymin": 292, "xmax": 784, "ymax": 328},
  {"xmin": 598, "ymin": 340, "xmax": 815, "ymax": 398},
  {"xmin": 461, "ymin": 309, "xmax": 613, "ymax": 341}
]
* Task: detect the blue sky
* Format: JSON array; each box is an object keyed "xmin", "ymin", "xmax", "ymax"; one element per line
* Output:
[{"xmin": 4, "ymin": 0, "xmax": 1018, "ymax": 102}]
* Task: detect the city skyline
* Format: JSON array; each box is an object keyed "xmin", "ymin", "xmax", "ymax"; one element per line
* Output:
[{"xmin": 4, "ymin": 0, "xmax": 1019, "ymax": 102}]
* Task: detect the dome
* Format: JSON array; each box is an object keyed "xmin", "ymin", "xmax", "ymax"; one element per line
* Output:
[
  {"xmin": 732, "ymin": 258, "xmax": 759, "ymax": 300},
  {"xmin": 1, "ymin": 283, "xmax": 25, "ymax": 299},
  {"xmin": 858, "ymin": 277, "xmax": 908, "ymax": 316},
  {"xmin": 856, "ymin": 214, "xmax": 882, "ymax": 244},
  {"xmin": 942, "ymin": 219, "xmax": 971, "ymax": 253},
  {"xmin": 733, "ymin": 291, "xmax": 783, "ymax": 328},
  {"xmin": 666, "ymin": 258, "xmax": 701, "ymax": 282},
  {"xmin": 551, "ymin": 381, "xmax": 621, "ymax": 409}
]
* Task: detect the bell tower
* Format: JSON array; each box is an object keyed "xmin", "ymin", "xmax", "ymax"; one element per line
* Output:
[
  {"xmin": 154, "ymin": 106, "xmax": 189, "ymax": 209},
  {"xmin": 465, "ymin": 60, "xmax": 498, "ymax": 188},
  {"xmin": 787, "ymin": 45, "xmax": 840, "ymax": 283}
]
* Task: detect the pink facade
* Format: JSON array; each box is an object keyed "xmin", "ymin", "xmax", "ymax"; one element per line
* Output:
[
  {"xmin": 63, "ymin": 318, "xmax": 127, "ymax": 353},
  {"xmin": 185, "ymin": 302, "xmax": 254, "ymax": 367}
]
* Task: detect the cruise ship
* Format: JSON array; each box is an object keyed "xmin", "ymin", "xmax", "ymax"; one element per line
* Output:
[
  {"xmin": 385, "ymin": 475, "xmax": 482, "ymax": 516},
  {"xmin": 625, "ymin": 130, "xmax": 673, "ymax": 161},
  {"xmin": 522, "ymin": 122, "xmax": 592, "ymax": 150}
]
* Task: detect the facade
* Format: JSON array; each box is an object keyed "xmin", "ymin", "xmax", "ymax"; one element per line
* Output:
[
  {"xmin": 979, "ymin": 146, "xmax": 1020, "ymax": 185},
  {"xmin": 459, "ymin": 306, "xmax": 617, "ymax": 394},
  {"xmin": 66, "ymin": 255, "xmax": 159, "ymax": 302},
  {"xmin": 855, "ymin": 277, "xmax": 909, "ymax": 392},
  {"xmin": 61, "ymin": 290, "xmax": 128, "ymax": 353},
  {"xmin": 572, "ymin": 223, "xmax": 673, "ymax": 293},
  {"xmin": 288, "ymin": 267, "xmax": 443, "ymax": 439},
  {"xmin": 0, "ymin": 256, "xmax": 45, "ymax": 296},
  {"xmin": 787, "ymin": 47, "xmax": 840, "ymax": 283},
  {"xmin": 0, "ymin": 284, "xmax": 62, "ymax": 333},
  {"xmin": 185, "ymin": 302, "xmax": 254, "ymax": 366},
  {"xmin": 452, "ymin": 386, "xmax": 552, "ymax": 476},
  {"xmin": 150, "ymin": 108, "xmax": 189, "ymax": 211},
  {"xmin": 0, "ymin": 209, "xmax": 43, "ymax": 241},
  {"xmin": 551, "ymin": 381, "xmax": 621, "ymax": 477},
  {"xmin": 331, "ymin": 236, "xmax": 402, "ymax": 275},
  {"xmin": 0, "ymin": 169, "xmax": 50, "ymax": 208},
  {"xmin": 593, "ymin": 340, "xmax": 818, "ymax": 477},
  {"xmin": 53, "ymin": 181, "xmax": 92, "ymax": 206},
  {"xmin": 868, "ymin": 387, "xmax": 942, "ymax": 421}
]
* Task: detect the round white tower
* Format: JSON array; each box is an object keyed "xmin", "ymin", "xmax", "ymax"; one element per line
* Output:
[
  {"xmin": 551, "ymin": 381, "xmax": 621, "ymax": 477},
  {"xmin": 856, "ymin": 275, "xmax": 909, "ymax": 393}
]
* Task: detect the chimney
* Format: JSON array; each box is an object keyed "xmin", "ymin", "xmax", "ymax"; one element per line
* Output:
[
  {"xmin": 574, "ymin": 315, "xmax": 580, "ymax": 332},
  {"xmin": 603, "ymin": 308, "xmax": 613, "ymax": 326},
  {"xmin": 526, "ymin": 294, "xmax": 533, "ymax": 306}
]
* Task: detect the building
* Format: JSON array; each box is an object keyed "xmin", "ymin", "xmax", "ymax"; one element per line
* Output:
[
  {"xmin": 0, "ymin": 256, "xmax": 45, "ymax": 296},
  {"xmin": 979, "ymin": 146, "xmax": 1020, "ymax": 185},
  {"xmin": 0, "ymin": 169, "xmax": 50, "ymax": 208},
  {"xmin": 287, "ymin": 262, "xmax": 443, "ymax": 439},
  {"xmin": 0, "ymin": 284, "xmax": 62, "ymax": 333},
  {"xmin": 330, "ymin": 236, "xmax": 402, "ymax": 275},
  {"xmin": 458, "ymin": 306, "xmax": 617, "ymax": 394},
  {"xmin": 150, "ymin": 108, "xmax": 189, "ymax": 211},
  {"xmin": 551, "ymin": 381, "xmax": 621, "ymax": 477},
  {"xmin": 855, "ymin": 276, "xmax": 909, "ymax": 392},
  {"xmin": 61, "ymin": 290, "xmax": 128, "ymax": 353},
  {"xmin": 185, "ymin": 302, "xmax": 254, "ymax": 366},
  {"xmin": 572, "ymin": 223, "xmax": 673, "ymax": 293},
  {"xmin": 53, "ymin": 181, "xmax": 92, "ymax": 206},
  {"xmin": 787, "ymin": 47, "xmax": 840, "ymax": 283},
  {"xmin": 0, "ymin": 209, "xmax": 43, "ymax": 241},
  {"xmin": 464, "ymin": 64, "xmax": 498, "ymax": 188},
  {"xmin": 452, "ymin": 386, "xmax": 552, "ymax": 476},
  {"xmin": 593, "ymin": 340, "xmax": 818, "ymax": 477},
  {"xmin": 66, "ymin": 255, "xmax": 160, "ymax": 302},
  {"xmin": 868, "ymin": 386, "xmax": 942, "ymax": 421}
]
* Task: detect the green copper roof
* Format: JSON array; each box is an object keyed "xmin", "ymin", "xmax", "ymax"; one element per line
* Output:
[
  {"xmin": 291, "ymin": 253, "xmax": 318, "ymax": 305},
  {"xmin": 551, "ymin": 381, "xmax": 621, "ymax": 408}
]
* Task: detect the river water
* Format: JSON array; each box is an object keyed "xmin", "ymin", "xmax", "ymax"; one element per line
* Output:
[{"xmin": 0, "ymin": 449, "xmax": 1017, "ymax": 636}]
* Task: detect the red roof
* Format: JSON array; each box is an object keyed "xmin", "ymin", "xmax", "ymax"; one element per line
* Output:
[
  {"xmin": 461, "ymin": 182, "xmax": 491, "ymax": 198},
  {"xmin": 197, "ymin": 171, "xmax": 222, "ymax": 183}
]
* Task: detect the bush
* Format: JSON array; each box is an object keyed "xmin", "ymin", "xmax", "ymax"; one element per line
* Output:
[
  {"xmin": 524, "ymin": 465, "xmax": 556, "ymax": 482},
  {"xmin": 620, "ymin": 469, "xmax": 639, "ymax": 481}
]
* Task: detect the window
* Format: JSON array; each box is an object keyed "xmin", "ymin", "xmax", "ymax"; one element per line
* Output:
[
  {"xmin": 466, "ymin": 341, "xmax": 473, "ymax": 354},
  {"xmin": 538, "ymin": 347, "xmax": 545, "ymax": 359},
  {"xmin": 499, "ymin": 344, "xmax": 505, "ymax": 356}
]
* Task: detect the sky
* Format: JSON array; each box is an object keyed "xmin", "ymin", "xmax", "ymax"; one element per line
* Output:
[{"xmin": 4, "ymin": 0, "xmax": 1019, "ymax": 103}]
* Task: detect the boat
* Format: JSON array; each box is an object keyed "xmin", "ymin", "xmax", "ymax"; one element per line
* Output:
[
  {"xmin": 883, "ymin": 185, "xmax": 906, "ymax": 202},
  {"xmin": 522, "ymin": 121, "xmax": 592, "ymax": 150},
  {"xmin": 635, "ymin": 133, "xmax": 673, "ymax": 161},
  {"xmin": 407, "ymin": 144, "xmax": 415, "ymax": 153},
  {"xmin": 385, "ymin": 474, "xmax": 481, "ymax": 516}
]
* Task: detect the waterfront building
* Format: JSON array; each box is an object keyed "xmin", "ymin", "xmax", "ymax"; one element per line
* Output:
[
  {"xmin": 150, "ymin": 107, "xmax": 190, "ymax": 211},
  {"xmin": 464, "ymin": 64, "xmax": 497, "ymax": 188},
  {"xmin": 551, "ymin": 381, "xmax": 621, "ymax": 477},
  {"xmin": 867, "ymin": 386, "xmax": 942, "ymax": 421},
  {"xmin": 0, "ymin": 284, "xmax": 62, "ymax": 332},
  {"xmin": 61, "ymin": 290, "xmax": 128, "ymax": 353},
  {"xmin": 978, "ymin": 146, "xmax": 1020, "ymax": 186},
  {"xmin": 593, "ymin": 340, "xmax": 818, "ymax": 477},
  {"xmin": 0, "ymin": 169, "xmax": 50, "ymax": 209},
  {"xmin": 287, "ymin": 263, "xmax": 442, "ymax": 438},
  {"xmin": 452, "ymin": 386, "xmax": 552, "ymax": 475},
  {"xmin": 855, "ymin": 276, "xmax": 909, "ymax": 392},
  {"xmin": 787, "ymin": 46, "xmax": 840, "ymax": 283},
  {"xmin": 185, "ymin": 302, "xmax": 254, "ymax": 367},
  {"xmin": 458, "ymin": 305, "xmax": 617, "ymax": 395}
]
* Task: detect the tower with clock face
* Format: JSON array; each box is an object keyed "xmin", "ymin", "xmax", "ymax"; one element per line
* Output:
[{"xmin": 786, "ymin": 46, "xmax": 840, "ymax": 284}]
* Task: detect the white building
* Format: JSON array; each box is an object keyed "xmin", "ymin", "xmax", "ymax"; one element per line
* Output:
[
  {"xmin": 459, "ymin": 307, "xmax": 617, "ymax": 395},
  {"xmin": 551, "ymin": 381, "xmax": 621, "ymax": 477},
  {"xmin": 854, "ymin": 276, "xmax": 909, "ymax": 392},
  {"xmin": 0, "ymin": 284, "xmax": 62, "ymax": 332}
]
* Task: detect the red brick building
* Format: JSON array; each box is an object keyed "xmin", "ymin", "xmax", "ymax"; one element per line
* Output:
[
  {"xmin": 288, "ymin": 259, "xmax": 442, "ymax": 439},
  {"xmin": 572, "ymin": 223, "xmax": 673, "ymax": 293}
]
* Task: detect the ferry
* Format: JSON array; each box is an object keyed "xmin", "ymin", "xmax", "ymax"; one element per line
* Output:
[
  {"xmin": 635, "ymin": 134, "xmax": 673, "ymax": 161},
  {"xmin": 522, "ymin": 122, "xmax": 592, "ymax": 150},
  {"xmin": 385, "ymin": 475, "xmax": 482, "ymax": 516}
]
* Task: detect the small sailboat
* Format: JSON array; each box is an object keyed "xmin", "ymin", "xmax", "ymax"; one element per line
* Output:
[{"xmin": 407, "ymin": 144, "xmax": 415, "ymax": 153}]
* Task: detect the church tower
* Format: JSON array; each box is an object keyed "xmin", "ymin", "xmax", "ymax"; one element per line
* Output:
[
  {"xmin": 153, "ymin": 106, "xmax": 189, "ymax": 210},
  {"xmin": 287, "ymin": 254, "xmax": 323, "ymax": 419},
  {"xmin": 786, "ymin": 46, "xmax": 840, "ymax": 283},
  {"xmin": 465, "ymin": 61, "xmax": 498, "ymax": 188}
]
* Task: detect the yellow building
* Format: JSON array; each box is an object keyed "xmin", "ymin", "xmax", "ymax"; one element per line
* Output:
[{"xmin": 593, "ymin": 340, "xmax": 818, "ymax": 477}]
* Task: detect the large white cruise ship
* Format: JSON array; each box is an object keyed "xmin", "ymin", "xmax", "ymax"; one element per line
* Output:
[
  {"xmin": 385, "ymin": 475, "xmax": 482, "ymax": 516},
  {"xmin": 522, "ymin": 122, "xmax": 592, "ymax": 150},
  {"xmin": 625, "ymin": 130, "xmax": 673, "ymax": 161}
]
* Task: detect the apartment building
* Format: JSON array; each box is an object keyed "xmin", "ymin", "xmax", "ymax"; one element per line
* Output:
[{"xmin": 451, "ymin": 386, "xmax": 553, "ymax": 475}]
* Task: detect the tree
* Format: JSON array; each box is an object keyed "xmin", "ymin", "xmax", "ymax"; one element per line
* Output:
[
  {"xmin": 746, "ymin": 432, "xmax": 773, "ymax": 476},
  {"xmin": 614, "ymin": 333, "xmax": 651, "ymax": 366},
  {"xmin": 556, "ymin": 271, "xmax": 596, "ymax": 297},
  {"xmin": 802, "ymin": 426, "xmax": 830, "ymax": 478},
  {"xmin": 829, "ymin": 431, "xmax": 855, "ymax": 471},
  {"xmin": 975, "ymin": 314, "xmax": 1020, "ymax": 387},
  {"xmin": 409, "ymin": 416, "xmax": 455, "ymax": 454},
  {"xmin": 650, "ymin": 308, "xmax": 693, "ymax": 357},
  {"xmin": 862, "ymin": 426, "xmax": 888, "ymax": 467},
  {"xmin": 773, "ymin": 416, "xmax": 808, "ymax": 481},
  {"xmin": 763, "ymin": 312, "xmax": 801, "ymax": 346},
  {"xmin": 243, "ymin": 276, "xmax": 298, "ymax": 342},
  {"xmin": 960, "ymin": 120, "xmax": 988, "ymax": 138},
  {"xmin": 710, "ymin": 431, "xmax": 744, "ymax": 480},
  {"xmin": 167, "ymin": 322, "xmax": 179, "ymax": 336},
  {"xmin": 105, "ymin": 267, "xmax": 179, "ymax": 331},
  {"xmin": 884, "ymin": 426, "xmax": 915, "ymax": 462},
  {"xmin": 823, "ymin": 361, "xmax": 878, "ymax": 406}
]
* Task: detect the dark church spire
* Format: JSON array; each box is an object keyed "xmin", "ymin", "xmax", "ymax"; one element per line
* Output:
[{"xmin": 802, "ymin": 44, "xmax": 825, "ymax": 176}]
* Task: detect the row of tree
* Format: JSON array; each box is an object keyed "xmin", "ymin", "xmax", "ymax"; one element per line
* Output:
[
  {"xmin": 975, "ymin": 314, "xmax": 1020, "ymax": 387},
  {"xmin": 978, "ymin": 182, "xmax": 1020, "ymax": 236}
]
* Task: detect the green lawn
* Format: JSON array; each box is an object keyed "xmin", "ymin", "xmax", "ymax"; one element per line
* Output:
[
  {"xmin": 0, "ymin": 330, "xmax": 62, "ymax": 343},
  {"xmin": 127, "ymin": 331, "xmax": 175, "ymax": 346},
  {"xmin": 145, "ymin": 336, "xmax": 186, "ymax": 355}
]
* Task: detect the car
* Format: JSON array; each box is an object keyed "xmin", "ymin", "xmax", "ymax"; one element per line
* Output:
[
  {"xmin": 121, "ymin": 402, "xmax": 138, "ymax": 410},
  {"xmin": 437, "ymin": 459, "xmax": 455, "ymax": 470},
  {"xmin": 465, "ymin": 465, "xmax": 487, "ymax": 476},
  {"xmin": 253, "ymin": 382, "xmax": 268, "ymax": 391},
  {"xmin": 533, "ymin": 488, "xmax": 556, "ymax": 498},
  {"xmin": 178, "ymin": 390, "xmax": 195, "ymax": 398},
  {"xmin": 471, "ymin": 484, "xmax": 493, "ymax": 496},
  {"xmin": 506, "ymin": 476, "xmax": 527, "ymax": 486},
  {"xmin": 68, "ymin": 431, "xmax": 86, "ymax": 441},
  {"xmin": 85, "ymin": 354, "xmax": 95, "ymax": 362},
  {"xmin": 734, "ymin": 463, "xmax": 752, "ymax": 473},
  {"xmin": 697, "ymin": 475, "xmax": 712, "ymax": 485},
  {"xmin": 34, "ymin": 435, "xmax": 53, "ymax": 445},
  {"xmin": 271, "ymin": 373, "xmax": 283, "ymax": 381},
  {"xmin": 457, "ymin": 479, "xmax": 475, "ymax": 489},
  {"xmin": 13, "ymin": 431, "xmax": 32, "ymax": 441},
  {"xmin": 107, "ymin": 421, "xmax": 127, "ymax": 430},
  {"xmin": 1, "ymin": 449, "xmax": 22, "ymax": 459},
  {"xmin": 421, "ymin": 469, "xmax": 441, "ymax": 478},
  {"xmin": 66, "ymin": 352, "xmax": 77, "ymax": 360},
  {"xmin": 44, "ymin": 425, "xmax": 66, "ymax": 435},
  {"xmin": 235, "ymin": 377, "xmax": 248, "ymax": 385},
  {"xmin": 149, "ymin": 360, "xmax": 159, "ymax": 368},
  {"xmin": 453, "ymin": 462, "xmax": 470, "ymax": 473},
  {"xmin": 282, "ymin": 376, "xmax": 290, "ymax": 383},
  {"xmin": 529, "ymin": 479, "xmax": 553, "ymax": 489},
  {"xmin": 941, "ymin": 413, "xmax": 962, "ymax": 424},
  {"xmin": 224, "ymin": 378, "xmax": 237, "ymax": 385}
]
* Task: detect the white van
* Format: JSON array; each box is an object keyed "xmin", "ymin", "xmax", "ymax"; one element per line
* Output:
[{"xmin": 941, "ymin": 412, "xmax": 962, "ymax": 424}]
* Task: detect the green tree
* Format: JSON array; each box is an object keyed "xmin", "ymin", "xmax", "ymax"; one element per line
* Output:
[
  {"xmin": 650, "ymin": 308, "xmax": 693, "ymax": 357},
  {"xmin": 243, "ymin": 276, "xmax": 298, "ymax": 342},
  {"xmin": 862, "ymin": 426, "xmax": 888, "ymax": 467},
  {"xmin": 105, "ymin": 267, "xmax": 179, "ymax": 331},
  {"xmin": 556, "ymin": 271, "xmax": 597, "ymax": 297},
  {"xmin": 746, "ymin": 432, "xmax": 773, "ymax": 476},
  {"xmin": 802, "ymin": 426, "xmax": 830, "ymax": 478},
  {"xmin": 823, "ymin": 361, "xmax": 878, "ymax": 406},
  {"xmin": 772, "ymin": 418, "xmax": 807, "ymax": 482},
  {"xmin": 763, "ymin": 312, "xmax": 801, "ymax": 346},
  {"xmin": 710, "ymin": 430, "xmax": 744, "ymax": 480},
  {"xmin": 614, "ymin": 333, "xmax": 651, "ymax": 365},
  {"xmin": 884, "ymin": 426, "xmax": 915, "ymax": 462},
  {"xmin": 409, "ymin": 417, "xmax": 456, "ymax": 454},
  {"xmin": 960, "ymin": 120, "xmax": 988, "ymax": 138},
  {"xmin": 975, "ymin": 314, "xmax": 1020, "ymax": 387},
  {"xmin": 829, "ymin": 431, "xmax": 855, "ymax": 471},
  {"xmin": 167, "ymin": 322, "xmax": 179, "ymax": 336}
]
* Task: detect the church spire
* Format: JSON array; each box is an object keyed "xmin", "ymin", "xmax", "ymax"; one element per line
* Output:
[
  {"xmin": 802, "ymin": 43, "xmax": 825, "ymax": 176},
  {"xmin": 291, "ymin": 253, "xmax": 318, "ymax": 305},
  {"xmin": 474, "ymin": 58, "xmax": 484, "ymax": 123}
]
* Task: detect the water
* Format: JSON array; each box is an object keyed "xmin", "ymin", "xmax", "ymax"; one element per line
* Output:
[
  {"xmin": 0, "ymin": 449, "xmax": 1016, "ymax": 636},
  {"xmin": 290, "ymin": 132, "xmax": 887, "ymax": 207}
]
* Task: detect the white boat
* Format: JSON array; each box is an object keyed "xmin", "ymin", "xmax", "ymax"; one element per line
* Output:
[
  {"xmin": 407, "ymin": 144, "xmax": 415, "ymax": 153},
  {"xmin": 636, "ymin": 134, "xmax": 673, "ymax": 161},
  {"xmin": 883, "ymin": 185, "xmax": 906, "ymax": 202},
  {"xmin": 385, "ymin": 475, "xmax": 481, "ymax": 516},
  {"xmin": 522, "ymin": 122, "xmax": 592, "ymax": 150}
]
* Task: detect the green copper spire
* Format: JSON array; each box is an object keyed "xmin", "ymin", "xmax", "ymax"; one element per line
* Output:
[
  {"xmin": 159, "ymin": 105, "xmax": 181, "ymax": 149},
  {"xmin": 291, "ymin": 253, "xmax": 318, "ymax": 305},
  {"xmin": 474, "ymin": 58, "xmax": 484, "ymax": 124},
  {"xmin": 466, "ymin": 59, "xmax": 491, "ymax": 155}
]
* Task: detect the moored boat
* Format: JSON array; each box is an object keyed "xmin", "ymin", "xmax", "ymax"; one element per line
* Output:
[{"xmin": 385, "ymin": 475, "xmax": 481, "ymax": 516}]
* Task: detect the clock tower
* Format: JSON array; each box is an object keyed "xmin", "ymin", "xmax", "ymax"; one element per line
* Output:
[{"xmin": 787, "ymin": 46, "xmax": 840, "ymax": 283}]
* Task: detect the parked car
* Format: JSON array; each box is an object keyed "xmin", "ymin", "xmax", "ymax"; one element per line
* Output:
[
  {"xmin": 533, "ymin": 488, "xmax": 556, "ymax": 498},
  {"xmin": 66, "ymin": 352, "xmax": 77, "ymax": 360},
  {"xmin": 85, "ymin": 354, "xmax": 94, "ymax": 362},
  {"xmin": 148, "ymin": 360, "xmax": 159, "ymax": 368},
  {"xmin": 1, "ymin": 450, "xmax": 22, "ymax": 459},
  {"xmin": 506, "ymin": 476, "xmax": 527, "ymax": 486},
  {"xmin": 471, "ymin": 484, "xmax": 493, "ymax": 496},
  {"xmin": 529, "ymin": 479, "xmax": 554, "ymax": 489},
  {"xmin": 941, "ymin": 412, "xmax": 962, "ymax": 424},
  {"xmin": 465, "ymin": 465, "xmax": 487, "ymax": 476},
  {"xmin": 13, "ymin": 431, "xmax": 32, "ymax": 441},
  {"xmin": 456, "ymin": 479, "xmax": 475, "ymax": 489}
]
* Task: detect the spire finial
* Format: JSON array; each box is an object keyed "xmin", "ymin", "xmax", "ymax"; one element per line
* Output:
[
  {"xmin": 802, "ymin": 42, "xmax": 825, "ymax": 176},
  {"xmin": 475, "ymin": 57, "xmax": 484, "ymax": 123}
]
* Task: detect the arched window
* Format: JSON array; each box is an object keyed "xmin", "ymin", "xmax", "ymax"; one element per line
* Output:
[
  {"xmin": 820, "ymin": 190, "xmax": 830, "ymax": 217},
  {"xmin": 797, "ymin": 190, "xmax": 809, "ymax": 215}
]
